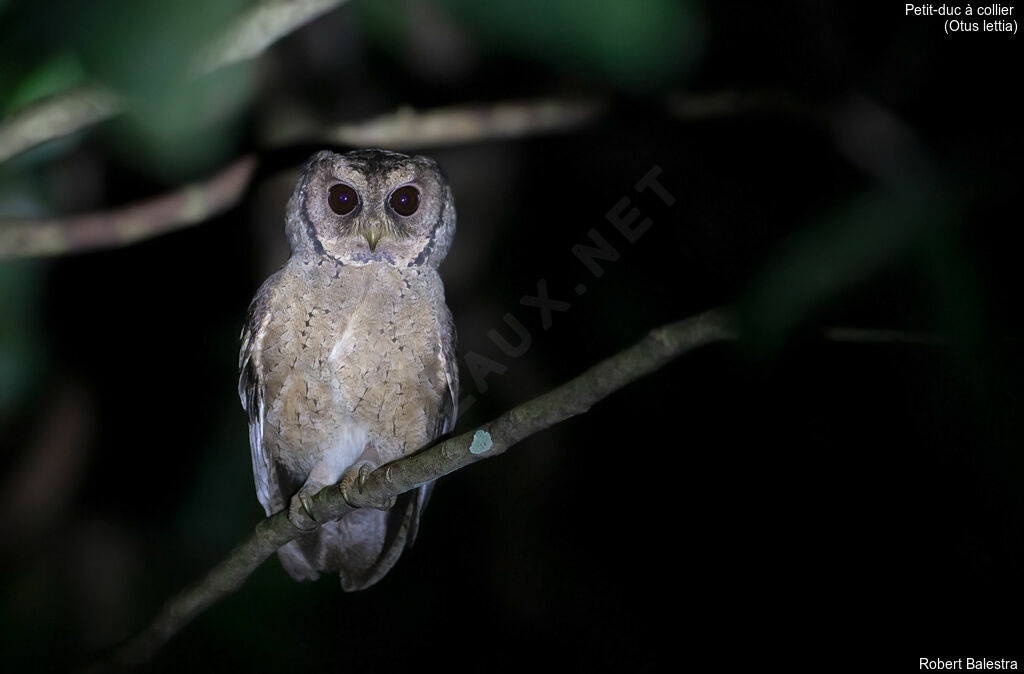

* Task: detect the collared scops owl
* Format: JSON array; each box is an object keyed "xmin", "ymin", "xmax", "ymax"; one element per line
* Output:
[{"xmin": 239, "ymin": 149, "xmax": 458, "ymax": 590}]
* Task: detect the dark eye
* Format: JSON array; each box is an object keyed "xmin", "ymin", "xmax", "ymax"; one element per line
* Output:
[
  {"xmin": 328, "ymin": 183, "xmax": 359, "ymax": 215},
  {"xmin": 389, "ymin": 185, "xmax": 420, "ymax": 216}
]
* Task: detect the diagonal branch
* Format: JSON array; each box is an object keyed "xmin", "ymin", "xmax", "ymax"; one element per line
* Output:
[
  {"xmin": 193, "ymin": 0, "xmax": 352, "ymax": 74},
  {"xmin": 0, "ymin": 156, "xmax": 257, "ymax": 258},
  {"xmin": 0, "ymin": 85, "xmax": 123, "ymax": 164},
  {"xmin": 111, "ymin": 307, "xmax": 736, "ymax": 666}
]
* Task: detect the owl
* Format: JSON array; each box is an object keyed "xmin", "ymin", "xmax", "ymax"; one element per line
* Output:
[{"xmin": 238, "ymin": 149, "xmax": 458, "ymax": 590}]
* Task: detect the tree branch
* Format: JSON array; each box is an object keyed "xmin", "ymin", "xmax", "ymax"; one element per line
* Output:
[
  {"xmin": 0, "ymin": 156, "xmax": 257, "ymax": 258},
  {"xmin": 110, "ymin": 307, "xmax": 735, "ymax": 666},
  {"xmin": 271, "ymin": 91, "xmax": 828, "ymax": 149},
  {"xmin": 0, "ymin": 85, "xmax": 123, "ymax": 164},
  {"xmin": 270, "ymin": 97, "xmax": 609, "ymax": 149}
]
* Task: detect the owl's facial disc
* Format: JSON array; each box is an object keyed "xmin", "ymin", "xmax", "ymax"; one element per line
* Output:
[{"xmin": 290, "ymin": 150, "xmax": 454, "ymax": 268}]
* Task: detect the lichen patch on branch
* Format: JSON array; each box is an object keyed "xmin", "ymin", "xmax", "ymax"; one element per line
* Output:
[{"xmin": 469, "ymin": 429, "xmax": 493, "ymax": 454}]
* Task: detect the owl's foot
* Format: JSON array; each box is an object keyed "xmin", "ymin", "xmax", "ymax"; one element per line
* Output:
[
  {"xmin": 339, "ymin": 462, "xmax": 396, "ymax": 511},
  {"xmin": 287, "ymin": 488, "xmax": 322, "ymax": 531}
]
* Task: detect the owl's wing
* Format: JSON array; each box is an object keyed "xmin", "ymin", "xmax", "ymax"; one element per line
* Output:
[
  {"xmin": 408, "ymin": 301, "xmax": 459, "ymax": 544},
  {"xmin": 238, "ymin": 277, "xmax": 283, "ymax": 517},
  {"xmin": 436, "ymin": 301, "xmax": 460, "ymax": 437}
]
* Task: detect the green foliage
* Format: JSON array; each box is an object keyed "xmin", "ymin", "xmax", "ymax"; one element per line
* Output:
[
  {"xmin": 448, "ymin": 0, "xmax": 702, "ymax": 90},
  {"xmin": 107, "ymin": 63, "xmax": 255, "ymax": 183},
  {"xmin": 68, "ymin": 0, "xmax": 242, "ymax": 96},
  {"xmin": 3, "ymin": 51, "xmax": 87, "ymax": 114},
  {"xmin": 362, "ymin": 0, "xmax": 704, "ymax": 92},
  {"xmin": 739, "ymin": 180, "xmax": 953, "ymax": 353},
  {"xmin": 69, "ymin": 0, "xmax": 254, "ymax": 180},
  {"xmin": 0, "ymin": 0, "xmax": 255, "ymax": 180}
]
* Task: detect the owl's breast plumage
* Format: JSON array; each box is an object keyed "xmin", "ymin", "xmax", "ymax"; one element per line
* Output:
[{"xmin": 257, "ymin": 260, "xmax": 449, "ymax": 477}]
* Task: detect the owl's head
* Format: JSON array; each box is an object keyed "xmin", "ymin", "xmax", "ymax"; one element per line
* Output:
[{"xmin": 284, "ymin": 149, "xmax": 455, "ymax": 268}]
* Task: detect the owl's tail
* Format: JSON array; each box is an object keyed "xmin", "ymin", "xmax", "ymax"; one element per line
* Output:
[{"xmin": 275, "ymin": 484, "xmax": 430, "ymax": 591}]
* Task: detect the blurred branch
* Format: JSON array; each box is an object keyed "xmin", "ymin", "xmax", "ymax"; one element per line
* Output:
[
  {"xmin": 194, "ymin": 0, "xmax": 352, "ymax": 74},
  {"xmin": 0, "ymin": 156, "xmax": 257, "ymax": 258},
  {"xmin": 666, "ymin": 90, "xmax": 819, "ymax": 120},
  {"xmin": 111, "ymin": 307, "xmax": 736, "ymax": 666},
  {"xmin": 0, "ymin": 0, "xmax": 352, "ymax": 164},
  {"xmin": 827, "ymin": 95, "xmax": 931, "ymax": 187},
  {"xmin": 274, "ymin": 90, "xmax": 819, "ymax": 148},
  {"xmin": 271, "ymin": 97, "xmax": 609, "ymax": 149},
  {"xmin": 822, "ymin": 327, "xmax": 947, "ymax": 346},
  {"xmin": 0, "ymin": 85, "xmax": 123, "ymax": 163}
]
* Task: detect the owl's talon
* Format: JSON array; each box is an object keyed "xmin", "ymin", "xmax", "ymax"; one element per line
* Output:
[
  {"xmin": 357, "ymin": 463, "xmax": 372, "ymax": 490},
  {"xmin": 299, "ymin": 492, "xmax": 316, "ymax": 519},
  {"xmin": 288, "ymin": 491, "xmax": 320, "ymax": 531},
  {"xmin": 339, "ymin": 461, "xmax": 393, "ymax": 510}
]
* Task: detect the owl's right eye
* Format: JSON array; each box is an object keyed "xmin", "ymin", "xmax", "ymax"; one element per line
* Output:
[{"xmin": 328, "ymin": 183, "xmax": 359, "ymax": 215}]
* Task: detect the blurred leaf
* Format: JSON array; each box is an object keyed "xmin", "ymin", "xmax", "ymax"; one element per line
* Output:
[
  {"xmin": 4, "ymin": 51, "xmax": 86, "ymax": 114},
  {"xmin": 70, "ymin": 0, "xmax": 244, "ymax": 97},
  {"xmin": 447, "ymin": 0, "xmax": 703, "ymax": 90},
  {"xmin": 740, "ymin": 181, "xmax": 953, "ymax": 352},
  {"xmin": 916, "ymin": 223, "xmax": 989, "ymax": 355},
  {"xmin": 67, "ymin": 0, "xmax": 254, "ymax": 180},
  {"xmin": 107, "ymin": 64, "xmax": 256, "ymax": 181},
  {"xmin": 364, "ymin": 0, "xmax": 704, "ymax": 92}
]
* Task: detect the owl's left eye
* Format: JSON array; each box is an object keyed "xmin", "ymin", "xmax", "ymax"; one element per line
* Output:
[
  {"xmin": 389, "ymin": 185, "xmax": 420, "ymax": 217},
  {"xmin": 328, "ymin": 183, "xmax": 359, "ymax": 215}
]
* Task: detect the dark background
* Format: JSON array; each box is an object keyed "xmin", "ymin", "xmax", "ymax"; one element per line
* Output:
[{"xmin": 1, "ymin": 1, "xmax": 1021, "ymax": 670}]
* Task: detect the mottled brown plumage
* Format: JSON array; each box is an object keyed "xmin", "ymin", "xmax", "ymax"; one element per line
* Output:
[{"xmin": 239, "ymin": 150, "xmax": 458, "ymax": 590}]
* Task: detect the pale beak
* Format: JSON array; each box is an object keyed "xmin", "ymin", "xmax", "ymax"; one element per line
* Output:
[{"xmin": 364, "ymin": 225, "xmax": 382, "ymax": 252}]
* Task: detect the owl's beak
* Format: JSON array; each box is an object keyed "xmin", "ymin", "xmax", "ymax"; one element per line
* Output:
[{"xmin": 364, "ymin": 225, "xmax": 382, "ymax": 252}]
